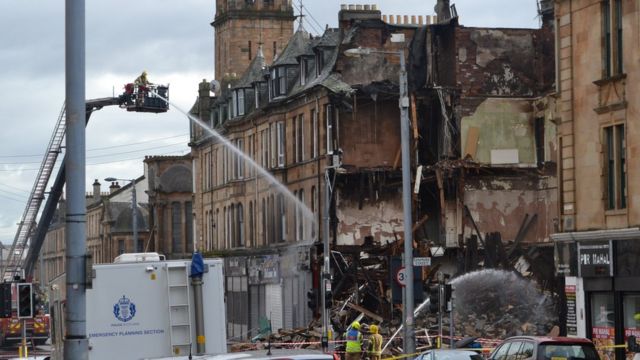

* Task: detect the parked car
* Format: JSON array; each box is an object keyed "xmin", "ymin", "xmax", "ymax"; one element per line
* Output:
[
  {"xmin": 415, "ymin": 349, "xmax": 484, "ymax": 360},
  {"xmin": 487, "ymin": 336, "xmax": 600, "ymax": 360}
]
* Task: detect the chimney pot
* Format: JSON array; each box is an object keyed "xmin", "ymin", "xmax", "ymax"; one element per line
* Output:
[
  {"xmin": 382, "ymin": 14, "xmax": 388, "ymax": 22},
  {"xmin": 349, "ymin": 4, "xmax": 355, "ymax": 10},
  {"xmin": 355, "ymin": 4, "xmax": 363, "ymax": 10},
  {"xmin": 411, "ymin": 15, "xmax": 416, "ymax": 24},
  {"xmin": 363, "ymin": 4, "xmax": 370, "ymax": 10},
  {"xmin": 419, "ymin": 15, "xmax": 424, "ymax": 25},
  {"xmin": 371, "ymin": 4, "xmax": 378, "ymax": 10},
  {"xmin": 396, "ymin": 15, "xmax": 401, "ymax": 24},
  {"xmin": 404, "ymin": 15, "xmax": 409, "ymax": 24},
  {"xmin": 341, "ymin": 4, "xmax": 347, "ymax": 10}
]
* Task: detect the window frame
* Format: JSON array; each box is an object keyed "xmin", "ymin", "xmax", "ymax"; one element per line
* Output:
[{"xmin": 603, "ymin": 123, "xmax": 626, "ymax": 210}]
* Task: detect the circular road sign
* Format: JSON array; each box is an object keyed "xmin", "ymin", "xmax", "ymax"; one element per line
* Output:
[{"xmin": 395, "ymin": 267, "xmax": 407, "ymax": 287}]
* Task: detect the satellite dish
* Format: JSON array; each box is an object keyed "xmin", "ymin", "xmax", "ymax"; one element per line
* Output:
[{"xmin": 209, "ymin": 79, "xmax": 221, "ymax": 94}]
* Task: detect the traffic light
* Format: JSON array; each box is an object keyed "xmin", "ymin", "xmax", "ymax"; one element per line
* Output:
[
  {"xmin": 324, "ymin": 290, "xmax": 332, "ymax": 309},
  {"xmin": 17, "ymin": 283, "xmax": 33, "ymax": 319},
  {"xmin": 444, "ymin": 284, "xmax": 452, "ymax": 313},
  {"xmin": 628, "ymin": 335, "xmax": 640, "ymax": 353},
  {"xmin": 0, "ymin": 283, "xmax": 11, "ymax": 318},
  {"xmin": 428, "ymin": 285, "xmax": 440, "ymax": 313},
  {"xmin": 307, "ymin": 289, "xmax": 317, "ymax": 310}
]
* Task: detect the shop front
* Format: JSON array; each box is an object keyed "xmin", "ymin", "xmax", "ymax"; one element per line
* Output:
[{"xmin": 554, "ymin": 229, "xmax": 640, "ymax": 360}]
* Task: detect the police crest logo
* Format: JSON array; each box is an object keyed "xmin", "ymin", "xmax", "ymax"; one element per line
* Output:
[{"xmin": 113, "ymin": 295, "xmax": 137, "ymax": 322}]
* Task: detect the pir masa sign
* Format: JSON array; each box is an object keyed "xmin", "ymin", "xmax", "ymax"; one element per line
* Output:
[{"xmin": 578, "ymin": 241, "xmax": 613, "ymax": 277}]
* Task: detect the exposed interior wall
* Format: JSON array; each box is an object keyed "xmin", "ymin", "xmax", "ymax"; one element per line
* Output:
[
  {"xmin": 463, "ymin": 176, "xmax": 558, "ymax": 244},
  {"xmin": 460, "ymin": 98, "xmax": 536, "ymax": 165},
  {"xmin": 335, "ymin": 183, "xmax": 404, "ymax": 246}
]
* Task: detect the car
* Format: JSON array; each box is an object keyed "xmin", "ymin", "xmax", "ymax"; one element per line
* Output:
[
  {"xmin": 146, "ymin": 349, "xmax": 338, "ymax": 360},
  {"xmin": 487, "ymin": 336, "xmax": 600, "ymax": 360},
  {"xmin": 415, "ymin": 349, "xmax": 484, "ymax": 360}
]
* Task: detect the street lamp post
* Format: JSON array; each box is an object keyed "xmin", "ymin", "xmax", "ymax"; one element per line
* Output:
[
  {"xmin": 105, "ymin": 177, "xmax": 138, "ymax": 252},
  {"xmin": 344, "ymin": 47, "xmax": 415, "ymax": 354}
]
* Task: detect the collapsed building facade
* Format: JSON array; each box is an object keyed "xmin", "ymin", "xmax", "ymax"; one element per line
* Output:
[{"xmin": 190, "ymin": 0, "xmax": 559, "ymax": 342}]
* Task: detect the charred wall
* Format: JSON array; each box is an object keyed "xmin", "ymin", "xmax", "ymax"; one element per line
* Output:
[
  {"xmin": 455, "ymin": 27, "xmax": 553, "ymax": 100},
  {"xmin": 464, "ymin": 175, "xmax": 558, "ymax": 244}
]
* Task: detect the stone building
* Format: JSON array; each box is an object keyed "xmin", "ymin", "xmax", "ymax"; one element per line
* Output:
[
  {"xmin": 551, "ymin": 0, "xmax": 640, "ymax": 357},
  {"xmin": 190, "ymin": 1, "xmax": 558, "ymax": 339},
  {"xmin": 144, "ymin": 155, "xmax": 195, "ymax": 259}
]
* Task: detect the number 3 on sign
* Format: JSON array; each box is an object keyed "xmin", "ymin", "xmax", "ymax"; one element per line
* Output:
[{"xmin": 396, "ymin": 267, "xmax": 407, "ymax": 287}]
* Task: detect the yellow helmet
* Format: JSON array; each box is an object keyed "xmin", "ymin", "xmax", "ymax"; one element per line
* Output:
[
  {"xmin": 369, "ymin": 325, "xmax": 378, "ymax": 334},
  {"xmin": 351, "ymin": 321, "xmax": 360, "ymax": 330}
]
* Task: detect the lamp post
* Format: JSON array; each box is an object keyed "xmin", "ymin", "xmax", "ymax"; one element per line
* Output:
[
  {"xmin": 105, "ymin": 177, "xmax": 138, "ymax": 253},
  {"xmin": 344, "ymin": 47, "xmax": 415, "ymax": 354}
]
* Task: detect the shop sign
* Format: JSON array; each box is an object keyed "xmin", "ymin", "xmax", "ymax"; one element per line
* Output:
[
  {"xmin": 248, "ymin": 255, "xmax": 280, "ymax": 284},
  {"xmin": 226, "ymin": 257, "xmax": 247, "ymax": 276},
  {"xmin": 565, "ymin": 285, "xmax": 577, "ymax": 336},
  {"xmin": 578, "ymin": 241, "xmax": 613, "ymax": 277}
]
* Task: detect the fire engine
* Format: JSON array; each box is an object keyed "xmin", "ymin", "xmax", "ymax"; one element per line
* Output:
[{"xmin": 0, "ymin": 282, "xmax": 50, "ymax": 347}]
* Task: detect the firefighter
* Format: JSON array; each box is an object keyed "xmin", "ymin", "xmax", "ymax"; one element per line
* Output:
[
  {"xmin": 134, "ymin": 70, "xmax": 150, "ymax": 105},
  {"xmin": 134, "ymin": 70, "xmax": 149, "ymax": 87},
  {"xmin": 345, "ymin": 321, "xmax": 363, "ymax": 360},
  {"xmin": 368, "ymin": 325, "xmax": 383, "ymax": 360}
]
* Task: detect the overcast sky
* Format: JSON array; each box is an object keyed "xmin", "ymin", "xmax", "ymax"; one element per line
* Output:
[{"xmin": 0, "ymin": 0, "xmax": 539, "ymax": 245}]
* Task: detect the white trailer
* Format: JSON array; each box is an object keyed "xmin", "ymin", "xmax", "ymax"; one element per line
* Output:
[{"xmin": 85, "ymin": 255, "xmax": 227, "ymax": 360}]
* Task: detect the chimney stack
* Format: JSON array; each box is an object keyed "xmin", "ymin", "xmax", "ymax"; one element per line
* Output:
[
  {"xmin": 92, "ymin": 179, "xmax": 101, "ymax": 200},
  {"xmin": 109, "ymin": 181, "xmax": 121, "ymax": 194},
  {"xmin": 339, "ymin": 3, "xmax": 382, "ymax": 28}
]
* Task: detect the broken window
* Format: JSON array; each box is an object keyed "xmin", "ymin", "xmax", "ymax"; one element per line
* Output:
[
  {"xmin": 603, "ymin": 124, "xmax": 626, "ymax": 210},
  {"xmin": 602, "ymin": 0, "xmax": 623, "ymax": 78}
]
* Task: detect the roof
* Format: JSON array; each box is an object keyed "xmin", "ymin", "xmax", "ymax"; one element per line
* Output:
[
  {"xmin": 234, "ymin": 45, "xmax": 267, "ymax": 89},
  {"xmin": 272, "ymin": 26, "xmax": 312, "ymax": 67},
  {"xmin": 501, "ymin": 336, "xmax": 594, "ymax": 344}
]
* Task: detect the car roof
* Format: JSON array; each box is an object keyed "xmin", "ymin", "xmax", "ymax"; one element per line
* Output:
[{"xmin": 502, "ymin": 336, "xmax": 594, "ymax": 345}]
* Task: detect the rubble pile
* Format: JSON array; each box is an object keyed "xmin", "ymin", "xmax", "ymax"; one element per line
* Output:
[{"xmin": 451, "ymin": 269, "xmax": 558, "ymax": 339}]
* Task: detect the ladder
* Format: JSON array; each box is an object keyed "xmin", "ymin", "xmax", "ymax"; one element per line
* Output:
[
  {"xmin": 166, "ymin": 263, "xmax": 193, "ymax": 356},
  {"xmin": 1, "ymin": 103, "xmax": 67, "ymax": 280}
]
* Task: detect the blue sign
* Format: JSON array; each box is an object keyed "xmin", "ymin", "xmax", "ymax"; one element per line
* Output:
[{"xmin": 113, "ymin": 295, "xmax": 137, "ymax": 322}]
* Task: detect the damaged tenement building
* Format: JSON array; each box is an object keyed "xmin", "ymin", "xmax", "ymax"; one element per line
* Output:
[{"xmin": 189, "ymin": 0, "xmax": 559, "ymax": 340}]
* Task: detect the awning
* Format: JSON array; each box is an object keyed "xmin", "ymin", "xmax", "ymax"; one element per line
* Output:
[{"xmin": 551, "ymin": 227, "xmax": 640, "ymax": 242}]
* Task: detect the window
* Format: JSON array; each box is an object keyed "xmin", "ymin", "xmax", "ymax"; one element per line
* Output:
[
  {"xmin": 236, "ymin": 138, "xmax": 244, "ymax": 179},
  {"xmin": 277, "ymin": 194, "xmax": 286, "ymax": 242},
  {"xmin": 248, "ymin": 40, "xmax": 252, "ymax": 60},
  {"xmin": 603, "ymin": 124, "xmax": 626, "ymax": 210},
  {"xmin": 276, "ymin": 121, "xmax": 285, "ymax": 167},
  {"xmin": 325, "ymin": 104, "xmax": 335, "ymax": 154},
  {"xmin": 185, "ymin": 201, "xmax": 193, "ymax": 253},
  {"xmin": 602, "ymin": 0, "xmax": 623, "ymax": 77},
  {"xmin": 270, "ymin": 66, "xmax": 287, "ymax": 97},
  {"xmin": 172, "ymin": 202, "xmax": 182, "ymax": 253},
  {"xmin": 261, "ymin": 129, "xmax": 269, "ymax": 168},
  {"xmin": 118, "ymin": 239, "xmax": 125, "ymax": 255},
  {"xmin": 297, "ymin": 189, "xmax": 305, "ymax": 241},
  {"xmin": 248, "ymin": 201, "xmax": 254, "ymax": 247},
  {"xmin": 300, "ymin": 59, "xmax": 308, "ymax": 86},
  {"xmin": 311, "ymin": 108, "xmax": 318, "ymax": 158},
  {"xmin": 262, "ymin": 198, "xmax": 267, "ymax": 246},
  {"xmin": 295, "ymin": 114, "xmax": 304, "ymax": 163},
  {"xmin": 316, "ymin": 50, "xmax": 324, "ymax": 77},
  {"xmin": 237, "ymin": 203, "xmax": 244, "ymax": 247},
  {"xmin": 255, "ymin": 86, "xmax": 260, "ymax": 109},
  {"xmin": 311, "ymin": 186, "xmax": 316, "ymax": 238},
  {"xmin": 234, "ymin": 89, "xmax": 245, "ymax": 116}
]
